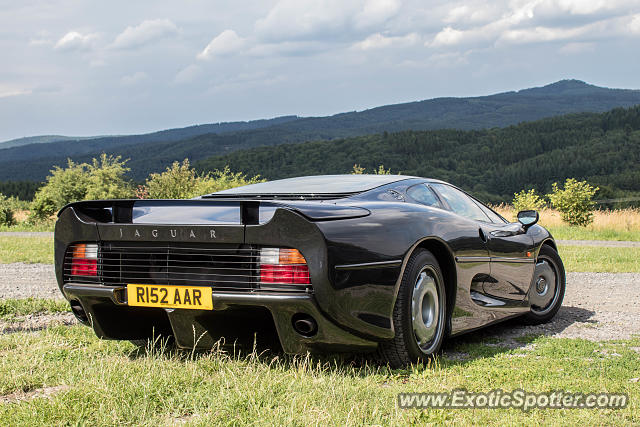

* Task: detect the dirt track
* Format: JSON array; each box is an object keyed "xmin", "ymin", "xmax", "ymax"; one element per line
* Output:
[{"xmin": 0, "ymin": 263, "xmax": 638, "ymax": 342}]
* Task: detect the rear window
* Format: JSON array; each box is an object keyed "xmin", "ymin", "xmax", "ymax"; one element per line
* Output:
[{"xmin": 210, "ymin": 175, "xmax": 411, "ymax": 195}]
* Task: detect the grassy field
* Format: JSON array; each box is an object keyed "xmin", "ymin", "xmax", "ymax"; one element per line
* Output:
[
  {"xmin": 0, "ymin": 298, "xmax": 69, "ymax": 321},
  {"xmin": 0, "ymin": 325, "xmax": 637, "ymax": 425},
  {"xmin": 0, "ymin": 236, "xmax": 53, "ymax": 264},
  {"xmin": 1, "ymin": 221, "xmax": 638, "ymax": 424},
  {"xmin": 494, "ymin": 206, "xmax": 640, "ymax": 241},
  {"xmin": 558, "ymin": 245, "xmax": 640, "ymax": 273}
]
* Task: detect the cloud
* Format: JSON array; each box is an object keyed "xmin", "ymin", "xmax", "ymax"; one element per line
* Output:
[
  {"xmin": 0, "ymin": 87, "xmax": 31, "ymax": 98},
  {"xmin": 197, "ymin": 30, "xmax": 245, "ymax": 60},
  {"xmin": 121, "ymin": 71, "xmax": 148, "ymax": 86},
  {"xmin": 429, "ymin": 26, "xmax": 467, "ymax": 47},
  {"xmin": 427, "ymin": 0, "xmax": 639, "ymax": 49},
  {"xmin": 630, "ymin": 13, "xmax": 640, "ymax": 33},
  {"xmin": 174, "ymin": 64, "xmax": 203, "ymax": 84},
  {"xmin": 55, "ymin": 31, "xmax": 98, "ymax": 51},
  {"xmin": 255, "ymin": 0, "xmax": 401, "ymax": 42},
  {"xmin": 353, "ymin": 32, "xmax": 419, "ymax": 50},
  {"xmin": 111, "ymin": 19, "xmax": 178, "ymax": 49}
]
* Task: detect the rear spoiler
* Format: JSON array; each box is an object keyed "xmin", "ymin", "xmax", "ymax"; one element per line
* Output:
[{"xmin": 58, "ymin": 199, "xmax": 370, "ymax": 225}]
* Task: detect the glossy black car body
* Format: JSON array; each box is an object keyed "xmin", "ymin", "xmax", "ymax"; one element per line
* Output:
[{"xmin": 54, "ymin": 175, "xmax": 561, "ymax": 356}]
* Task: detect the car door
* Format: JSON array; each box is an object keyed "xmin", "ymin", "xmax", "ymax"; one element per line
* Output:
[{"xmin": 430, "ymin": 183, "xmax": 534, "ymax": 302}]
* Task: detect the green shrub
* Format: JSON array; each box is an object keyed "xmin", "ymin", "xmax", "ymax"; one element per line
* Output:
[
  {"xmin": 141, "ymin": 159, "xmax": 263, "ymax": 199},
  {"xmin": 0, "ymin": 193, "xmax": 16, "ymax": 226},
  {"xmin": 547, "ymin": 178, "xmax": 599, "ymax": 226},
  {"xmin": 512, "ymin": 189, "xmax": 546, "ymax": 214},
  {"xmin": 351, "ymin": 164, "xmax": 392, "ymax": 174},
  {"xmin": 30, "ymin": 154, "xmax": 133, "ymax": 221}
]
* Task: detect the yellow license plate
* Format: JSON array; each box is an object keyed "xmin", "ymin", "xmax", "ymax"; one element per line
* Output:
[{"xmin": 127, "ymin": 284, "xmax": 213, "ymax": 310}]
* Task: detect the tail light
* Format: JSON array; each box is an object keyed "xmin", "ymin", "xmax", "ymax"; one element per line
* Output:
[
  {"xmin": 259, "ymin": 248, "xmax": 310, "ymax": 285},
  {"xmin": 70, "ymin": 243, "xmax": 98, "ymax": 276}
]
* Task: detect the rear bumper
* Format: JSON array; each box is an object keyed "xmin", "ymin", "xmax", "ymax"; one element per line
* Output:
[{"xmin": 62, "ymin": 284, "xmax": 378, "ymax": 354}]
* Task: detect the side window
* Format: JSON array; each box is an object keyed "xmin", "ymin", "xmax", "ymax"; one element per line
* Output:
[
  {"xmin": 431, "ymin": 184, "xmax": 490, "ymax": 222},
  {"xmin": 476, "ymin": 202, "xmax": 507, "ymax": 224},
  {"xmin": 406, "ymin": 184, "xmax": 441, "ymax": 208}
]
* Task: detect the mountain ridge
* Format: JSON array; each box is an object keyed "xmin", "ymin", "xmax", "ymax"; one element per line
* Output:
[{"xmin": 2, "ymin": 79, "xmax": 640, "ymax": 182}]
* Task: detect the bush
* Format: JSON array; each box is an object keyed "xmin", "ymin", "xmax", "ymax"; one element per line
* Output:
[
  {"xmin": 30, "ymin": 154, "xmax": 133, "ymax": 221},
  {"xmin": 351, "ymin": 164, "xmax": 392, "ymax": 174},
  {"xmin": 547, "ymin": 178, "xmax": 599, "ymax": 226},
  {"xmin": 0, "ymin": 193, "xmax": 15, "ymax": 226},
  {"xmin": 141, "ymin": 159, "xmax": 263, "ymax": 199},
  {"xmin": 512, "ymin": 189, "xmax": 546, "ymax": 213}
]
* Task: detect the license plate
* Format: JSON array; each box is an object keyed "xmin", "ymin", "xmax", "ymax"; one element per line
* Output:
[{"xmin": 127, "ymin": 284, "xmax": 213, "ymax": 310}]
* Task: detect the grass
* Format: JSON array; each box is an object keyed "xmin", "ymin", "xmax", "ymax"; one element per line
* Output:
[
  {"xmin": 493, "ymin": 206, "xmax": 640, "ymax": 241},
  {"xmin": 0, "ymin": 223, "xmax": 54, "ymax": 232},
  {"xmin": 0, "ymin": 298, "xmax": 69, "ymax": 321},
  {"xmin": 0, "ymin": 236, "xmax": 53, "ymax": 264},
  {"xmin": 0, "ymin": 326, "xmax": 637, "ymax": 425},
  {"xmin": 558, "ymin": 245, "xmax": 640, "ymax": 273}
]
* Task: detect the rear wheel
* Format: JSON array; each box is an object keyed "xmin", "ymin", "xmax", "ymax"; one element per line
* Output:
[
  {"xmin": 378, "ymin": 249, "xmax": 447, "ymax": 368},
  {"xmin": 524, "ymin": 245, "xmax": 565, "ymax": 324}
]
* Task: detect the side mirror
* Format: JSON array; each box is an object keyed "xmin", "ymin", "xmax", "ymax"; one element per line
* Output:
[{"xmin": 517, "ymin": 210, "xmax": 539, "ymax": 229}]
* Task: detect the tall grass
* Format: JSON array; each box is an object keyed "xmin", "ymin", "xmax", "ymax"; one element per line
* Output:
[{"xmin": 492, "ymin": 205, "xmax": 640, "ymax": 241}]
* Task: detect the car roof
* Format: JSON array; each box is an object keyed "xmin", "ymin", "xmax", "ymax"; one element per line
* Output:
[{"xmin": 209, "ymin": 174, "xmax": 425, "ymax": 196}]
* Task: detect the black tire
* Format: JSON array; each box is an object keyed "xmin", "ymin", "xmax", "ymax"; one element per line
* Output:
[
  {"xmin": 523, "ymin": 245, "xmax": 566, "ymax": 325},
  {"xmin": 378, "ymin": 249, "xmax": 447, "ymax": 368}
]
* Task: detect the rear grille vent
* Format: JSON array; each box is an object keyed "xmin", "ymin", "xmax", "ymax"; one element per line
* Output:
[
  {"xmin": 63, "ymin": 242, "xmax": 312, "ymax": 293},
  {"xmin": 100, "ymin": 242, "xmax": 258, "ymax": 292}
]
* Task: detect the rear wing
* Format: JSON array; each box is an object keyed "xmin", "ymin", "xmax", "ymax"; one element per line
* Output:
[{"xmin": 58, "ymin": 199, "xmax": 370, "ymax": 225}]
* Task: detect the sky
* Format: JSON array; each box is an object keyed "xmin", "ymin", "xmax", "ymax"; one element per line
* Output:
[{"xmin": 1, "ymin": 0, "xmax": 640, "ymax": 141}]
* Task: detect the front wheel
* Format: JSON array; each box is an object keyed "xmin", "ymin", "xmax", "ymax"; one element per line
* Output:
[
  {"xmin": 378, "ymin": 249, "xmax": 447, "ymax": 368},
  {"xmin": 524, "ymin": 245, "xmax": 566, "ymax": 324}
]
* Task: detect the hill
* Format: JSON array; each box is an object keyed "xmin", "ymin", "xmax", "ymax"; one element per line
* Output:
[
  {"xmin": 195, "ymin": 106, "xmax": 640, "ymax": 203},
  {"xmin": 0, "ymin": 115, "xmax": 300, "ymax": 152},
  {"xmin": 1, "ymin": 80, "xmax": 640, "ymax": 182}
]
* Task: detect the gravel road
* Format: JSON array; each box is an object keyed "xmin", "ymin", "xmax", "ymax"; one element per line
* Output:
[{"xmin": 1, "ymin": 263, "xmax": 638, "ymax": 343}]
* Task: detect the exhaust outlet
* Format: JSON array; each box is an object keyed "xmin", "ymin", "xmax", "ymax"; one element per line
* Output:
[
  {"xmin": 69, "ymin": 300, "xmax": 89, "ymax": 323},
  {"xmin": 292, "ymin": 313, "xmax": 318, "ymax": 337}
]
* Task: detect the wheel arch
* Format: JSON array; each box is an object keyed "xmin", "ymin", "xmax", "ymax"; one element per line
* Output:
[
  {"xmin": 539, "ymin": 238, "xmax": 558, "ymax": 257},
  {"xmin": 395, "ymin": 237, "xmax": 457, "ymax": 336}
]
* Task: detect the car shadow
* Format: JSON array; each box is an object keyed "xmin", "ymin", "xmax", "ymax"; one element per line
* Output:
[{"xmin": 441, "ymin": 305, "xmax": 597, "ymax": 363}]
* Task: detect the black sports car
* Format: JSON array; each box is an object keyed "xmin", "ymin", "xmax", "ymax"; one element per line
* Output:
[{"xmin": 55, "ymin": 175, "xmax": 565, "ymax": 367}]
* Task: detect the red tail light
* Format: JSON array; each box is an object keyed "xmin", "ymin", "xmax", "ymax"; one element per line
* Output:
[
  {"xmin": 70, "ymin": 244, "xmax": 98, "ymax": 276},
  {"xmin": 259, "ymin": 248, "xmax": 310, "ymax": 285}
]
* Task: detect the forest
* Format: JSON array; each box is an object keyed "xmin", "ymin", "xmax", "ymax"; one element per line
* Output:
[
  {"xmin": 195, "ymin": 106, "xmax": 640, "ymax": 204},
  {"xmin": 2, "ymin": 80, "xmax": 640, "ymax": 182}
]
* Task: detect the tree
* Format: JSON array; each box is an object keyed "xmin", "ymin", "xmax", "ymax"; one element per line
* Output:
[
  {"xmin": 512, "ymin": 189, "xmax": 546, "ymax": 213},
  {"xmin": 141, "ymin": 159, "xmax": 263, "ymax": 199},
  {"xmin": 0, "ymin": 193, "xmax": 15, "ymax": 226},
  {"xmin": 547, "ymin": 178, "xmax": 599, "ymax": 226},
  {"xmin": 350, "ymin": 164, "xmax": 392, "ymax": 175},
  {"xmin": 30, "ymin": 155, "xmax": 133, "ymax": 221}
]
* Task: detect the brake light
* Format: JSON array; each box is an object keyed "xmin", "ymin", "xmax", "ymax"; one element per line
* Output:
[
  {"xmin": 259, "ymin": 247, "xmax": 310, "ymax": 285},
  {"xmin": 70, "ymin": 243, "xmax": 98, "ymax": 276}
]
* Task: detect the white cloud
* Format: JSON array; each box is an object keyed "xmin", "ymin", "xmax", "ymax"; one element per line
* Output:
[
  {"xmin": 121, "ymin": 71, "xmax": 148, "ymax": 86},
  {"xmin": 111, "ymin": 19, "xmax": 178, "ymax": 49},
  {"xmin": 0, "ymin": 87, "xmax": 32, "ymax": 98},
  {"xmin": 430, "ymin": 26, "xmax": 466, "ymax": 47},
  {"xmin": 255, "ymin": 0, "xmax": 400, "ymax": 42},
  {"xmin": 197, "ymin": 30, "xmax": 245, "ymax": 60},
  {"xmin": 55, "ymin": 31, "xmax": 98, "ymax": 51},
  {"xmin": 174, "ymin": 64, "xmax": 203, "ymax": 84},
  {"xmin": 629, "ymin": 13, "xmax": 640, "ymax": 33},
  {"xmin": 353, "ymin": 32, "xmax": 419, "ymax": 50},
  {"xmin": 354, "ymin": 0, "xmax": 401, "ymax": 29}
]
